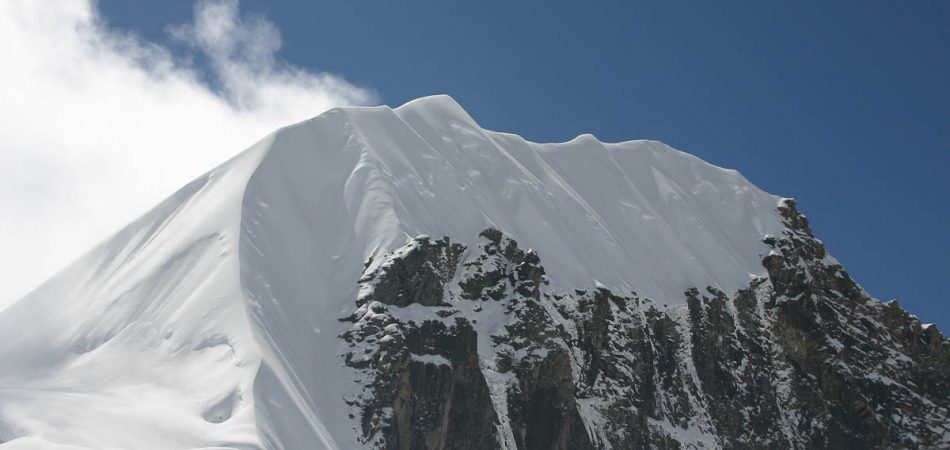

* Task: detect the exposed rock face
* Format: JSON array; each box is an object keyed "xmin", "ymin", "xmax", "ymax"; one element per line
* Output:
[
  {"xmin": 341, "ymin": 237, "xmax": 498, "ymax": 449},
  {"xmin": 340, "ymin": 200, "xmax": 950, "ymax": 449}
]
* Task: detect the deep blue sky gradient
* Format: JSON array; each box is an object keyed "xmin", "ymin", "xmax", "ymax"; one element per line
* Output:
[{"xmin": 101, "ymin": 1, "xmax": 949, "ymax": 328}]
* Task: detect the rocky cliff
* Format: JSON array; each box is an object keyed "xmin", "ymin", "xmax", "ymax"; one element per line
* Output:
[{"xmin": 340, "ymin": 199, "xmax": 950, "ymax": 449}]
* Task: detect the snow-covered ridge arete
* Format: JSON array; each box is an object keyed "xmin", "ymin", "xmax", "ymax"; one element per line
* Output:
[
  {"xmin": 241, "ymin": 93, "xmax": 786, "ymax": 305},
  {"xmin": 0, "ymin": 95, "xmax": 797, "ymax": 449}
]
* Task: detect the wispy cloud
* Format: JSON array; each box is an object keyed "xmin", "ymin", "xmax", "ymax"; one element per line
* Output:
[{"xmin": 0, "ymin": 0, "xmax": 375, "ymax": 309}]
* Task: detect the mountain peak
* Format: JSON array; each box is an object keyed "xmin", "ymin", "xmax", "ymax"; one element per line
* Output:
[
  {"xmin": 2, "ymin": 95, "xmax": 946, "ymax": 449},
  {"xmin": 314, "ymin": 94, "xmax": 476, "ymax": 128},
  {"xmin": 395, "ymin": 93, "xmax": 468, "ymax": 113}
]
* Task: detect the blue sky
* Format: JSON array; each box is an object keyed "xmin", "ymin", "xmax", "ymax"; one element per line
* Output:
[{"xmin": 66, "ymin": 1, "xmax": 950, "ymax": 326}]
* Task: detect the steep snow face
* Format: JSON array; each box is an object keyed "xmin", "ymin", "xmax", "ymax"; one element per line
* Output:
[
  {"xmin": 0, "ymin": 139, "xmax": 271, "ymax": 449},
  {"xmin": 244, "ymin": 94, "xmax": 784, "ymax": 304},
  {"xmin": 0, "ymin": 95, "xmax": 785, "ymax": 449}
]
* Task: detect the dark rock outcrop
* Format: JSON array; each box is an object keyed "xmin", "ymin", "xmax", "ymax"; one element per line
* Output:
[
  {"xmin": 340, "ymin": 200, "xmax": 950, "ymax": 449},
  {"xmin": 342, "ymin": 237, "xmax": 498, "ymax": 450}
]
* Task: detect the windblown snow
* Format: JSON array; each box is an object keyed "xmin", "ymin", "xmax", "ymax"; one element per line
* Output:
[{"xmin": 0, "ymin": 95, "xmax": 785, "ymax": 449}]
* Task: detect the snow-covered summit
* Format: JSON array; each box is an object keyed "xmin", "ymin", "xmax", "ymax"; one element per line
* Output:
[
  {"xmin": 0, "ymin": 95, "xmax": 790, "ymax": 449},
  {"xmin": 251, "ymin": 94, "xmax": 784, "ymax": 304}
]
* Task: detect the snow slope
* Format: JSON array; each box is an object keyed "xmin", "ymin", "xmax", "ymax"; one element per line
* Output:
[{"xmin": 0, "ymin": 95, "xmax": 785, "ymax": 449}]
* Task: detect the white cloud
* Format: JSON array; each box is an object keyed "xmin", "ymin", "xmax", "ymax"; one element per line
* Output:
[{"xmin": 0, "ymin": 0, "xmax": 376, "ymax": 310}]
